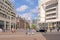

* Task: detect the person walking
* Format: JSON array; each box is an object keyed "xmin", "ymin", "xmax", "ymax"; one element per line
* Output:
[
  {"xmin": 26, "ymin": 28, "xmax": 31, "ymax": 35},
  {"xmin": 31, "ymin": 28, "xmax": 36, "ymax": 35},
  {"xmin": 57, "ymin": 28, "xmax": 59, "ymax": 32},
  {"xmin": 11, "ymin": 28, "xmax": 15, "ymax": 33}
]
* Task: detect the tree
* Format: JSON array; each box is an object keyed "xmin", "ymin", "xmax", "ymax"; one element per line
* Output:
[
  {"xmin": 32, "ymin": 24, "xmax": 36, "ymax": 29},
  {"xmin": 26, "ymin": 24, "xmax": 30, "ymax": 29}
]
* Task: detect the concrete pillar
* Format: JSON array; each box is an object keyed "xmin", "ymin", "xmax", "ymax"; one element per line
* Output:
[
  {"xmin": 4, "ymin": 21, "xmax": 6, "ymax": 32},
  {"xmin": 9, "ymin": 22, "xmax": 11, "ymax": 30},
  {"xmin": 47, "ymin": 23, "xmax": 50, "ymax": 32},
  {"xmin": 47, "ymin": 23, "xmax": 53, "ymax": 32},
  {"xmin": 15, "ymin": 23, "xmax": 16, "ymax": 29},
  {"xmin": 9, "ymin": 16, "xmax": 11, "ymax": 30},
  {"xmin": 13, "ymin": 23, "xmax": 16, "ymax": 29}
]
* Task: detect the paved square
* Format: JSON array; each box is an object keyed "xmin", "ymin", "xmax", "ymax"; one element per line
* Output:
[{"xmin": 0, "ymin": 32, "xmax": 46, "ymax": 40}]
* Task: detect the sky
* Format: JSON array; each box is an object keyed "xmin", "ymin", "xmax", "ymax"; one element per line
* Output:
[{"xmin": 10, "ymin": 0, "xmax": 38, "ymax": 20}]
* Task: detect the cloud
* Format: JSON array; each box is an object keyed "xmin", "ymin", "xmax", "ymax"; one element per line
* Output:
[
  {"xmin": 30, "ymin": 6, "xmax": 38, "ymax": 13},
  {"xmin": 16, "ymin": 5, "xmax": 28, "ymax": 12},
  {"xmin": 25, "ymin": 0, "xmax": 34, "ymax": 5},
  {"xmin": 17, "ymin": 6, "xmax": 38, "ymax": 20},
  {"xmin": 9, "ymin": 0, "xmax": 15, "ymax": 3},
  {"xmin": 19, "ymin": 13, "xmax": 32, "ymax": 20}
]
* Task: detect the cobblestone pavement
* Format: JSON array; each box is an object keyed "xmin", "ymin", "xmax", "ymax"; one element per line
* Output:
[{"xmin": 0, "ymin": 31, "xmax": 46, "ymax": 40}]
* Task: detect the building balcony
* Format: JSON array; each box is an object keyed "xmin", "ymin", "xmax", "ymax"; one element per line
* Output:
[
  {"xmin": 46, "ymin": 16, "xmax": 56, "ymax": 19},
  {"xmin": 46, "ymin": 6, "xmax": 57, "ymax": 11},
  {"xmin": 46, "ymin": 10, "xmax": 56, "ymax": 15}
]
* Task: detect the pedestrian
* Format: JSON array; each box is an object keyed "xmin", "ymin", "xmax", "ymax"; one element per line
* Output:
[
  {"xmin": 57, "ymin": 28, "xmax": 59, "ymax": 32},
  {"xmin": 50, "ymin": 28, "xmax": 52, "ymax": 32},
  {"xmin": 3, "ymin": 28, "xmax": 6, "ymax": 32},
  {"xmin": 26, "ymin": 28, "xmax": 31, "ymax": 35},
  {"xmin": 11, "ymin": 28, "xmax": 15, "ymax": 33},
  {"xmin": 31, "ymin": 28, "xmax": 36, "ymax": 35}
]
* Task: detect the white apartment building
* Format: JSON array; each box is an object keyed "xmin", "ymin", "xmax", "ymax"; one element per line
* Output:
[
  {"xmin": 38, "ymin": 0, "xmax": 60, "ymax": 29},
  {"xmin": 38, "ymin": 0, "xmax": 49, "ymax": 28},
  {"xmin": 0, "ymin": 0, "xmax": 16, "ymax": 31}
]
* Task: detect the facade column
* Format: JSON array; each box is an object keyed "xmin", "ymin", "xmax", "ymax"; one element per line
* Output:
[
  {"xmin": 13, "ymin": 23, "xmax": 16, "ymax": 29},
  {"xmin": 4, "ymin": 21, "xmax": 6, "ymax": 32},
  {"xmin": 47, "ymin": 23, "xmax": 50, "ymax": 32},
  {"xmin": 9, "ymin": 16, "xmax": 11, "ymax": 30},
  {"xmin": 8, "ymin": 22, "xmax": 11, "ymax": 30},
  {"xmin": 15, "ymin": 23, "xmax": 16, "ymax": 29}
]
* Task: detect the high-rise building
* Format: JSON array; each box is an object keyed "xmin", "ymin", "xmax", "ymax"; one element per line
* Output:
[
  {"xmin": 0, "ymin": 0, "xmax": 16, "ymax": 31},
  {"xmin": 38, "ymin": 0, "xmax": 60, "ymax": 30}
]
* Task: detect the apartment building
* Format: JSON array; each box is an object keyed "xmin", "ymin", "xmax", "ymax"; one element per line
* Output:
[
  {"xmin": 38, "ymin": 0, "xmax": 60, "ymax": 30},
  {"xmin": 0, "ymin": 0, "xmax": 16, "ymax": 31},
  {"xmin": 38, "ymin": 0, "xmax": 49, "ymax": 28},
  {"xmin": 45, "ymin": 0, "xmax": 58, "ymax": 29}
]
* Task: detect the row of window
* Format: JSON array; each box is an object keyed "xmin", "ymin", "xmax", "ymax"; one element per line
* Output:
[
  {"xmin": 0, "ymin": 0, "xmax": 16, "ymax": 20},
  {"xmin": 0, "ymin": 7, "xmax": 11, "ymax": 16},
  {"xmin": 0, "ymin": 1, "xmax": 13, "ymax": 11},
  {"xmin": 0, "ymin": 3, "xmax": 16, "ymax": 17},
  {"xmin": 0, "ymin": 12, "xmax": 10, "ymax": 19},
  {"xmin": 46, "ymin": 8, "xmax": 56, "ymax": 12},
  {"xmin": 0, "ymin": 11, "xmax": 15, "ymax": 20},
  {"xmin": 46, "ymin": 13, "xmax": 56, "ymax": 17},
  {"xmin": 0, "ymin": 0, "xmax": 16, "ymax": 15},
  {"xmin": 2, "ymin": 0, "xmax": 13, "ymax": 9},
  {"xmin": 0, "ymin": 9, "xmax": 15, "ymax": 19},
  {"xmin": 46, "ymin": 2, "xmax": 58, "ymax": 9},
  {"xmin": 11, "ymin": 12, "xmax": 16, "ymax": 17},
  {"xmin": 11, "ymin": 16, "xmax": 15, "ymax": 20},
  {"xmin": 46, "ymin": 17, "xmax": 56, "ymax": 20},
  {"xmin": 0, "ymin": 3, "xmax": 11, "ymax": 15}
]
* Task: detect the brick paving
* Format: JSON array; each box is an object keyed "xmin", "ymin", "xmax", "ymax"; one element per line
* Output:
[{"xmin": 0, "ymin": 31, "xmax": 46, "ymax": 40}]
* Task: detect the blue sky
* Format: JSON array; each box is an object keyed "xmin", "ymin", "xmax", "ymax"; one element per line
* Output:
[{"xmin": 10, "ymin": 0, "xmax": 38, "ymax": 20}]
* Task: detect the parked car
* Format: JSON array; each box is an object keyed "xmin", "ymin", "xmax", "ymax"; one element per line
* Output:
[
  {"xmin": 39, "ymin": 29, "xmax": 47, "ymax": 32},
  {"xmin": 36, "ymin": 27, "xmax": 47, "ymax": 32},
  {"xmin": 36, "ymin": 29, "xmax": 40, "ymax": 32}
]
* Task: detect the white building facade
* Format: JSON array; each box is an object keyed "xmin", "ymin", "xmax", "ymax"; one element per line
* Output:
[
  {"xmin": 38, "ymin": 0, "xmax": 60, "ymax": 30},
  {"xmin": 38, "ymin": 0, "xmax": 49, "ymax": 28},
  {"xmin": 0, "ymin": 0, "xmax": 16, "ymax": 31}
]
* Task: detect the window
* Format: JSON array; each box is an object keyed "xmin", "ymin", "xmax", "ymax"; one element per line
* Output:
[
  {"xmin": 0, "ymin": 12, "xmax": 3, "ymax": 17},
  {"xmin": 46, "ymin": 8, "xmax": 56, "ymax": 12},
  {"xmin": 7, "ymin": 16, "xmax": 10, "ymax": 19},
  {"xmin": 46, "ymin": 13, "xmax": 56, "ymax": 17},
  {"xmin": 46, "ymin": 2, "xmax": 58, "ymax": 9},
  {"xmin": 46, "ymin": 17, "xmax": 56, "ymax": 20},
  {"xmin": 3, "ymin": 14, "xmax": 7, "ymax": 18}
]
